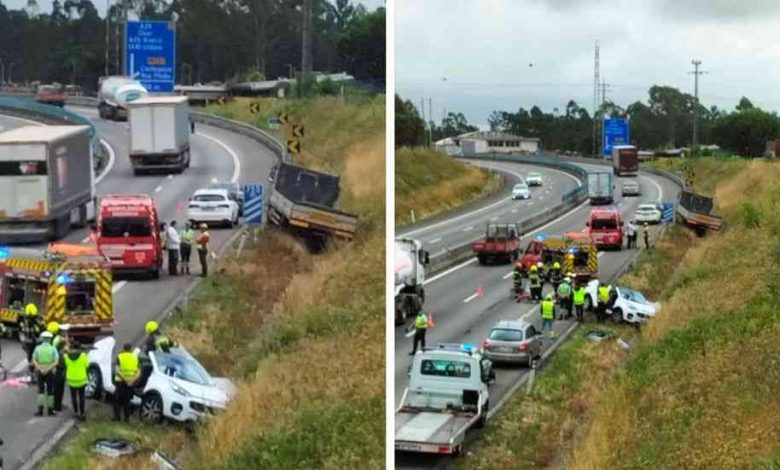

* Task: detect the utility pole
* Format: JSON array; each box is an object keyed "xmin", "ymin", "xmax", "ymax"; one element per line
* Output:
[
  {"xmin": 428, "ymin": 97, "xmax": 433, "ymax": 146},
  {"xmin": 593, "ymin": 40, "xmax": 600, "ymax": 158},
  {"xmin": 301, "ymin": 0, "xmax": 313, "ymax": 76},
  {"xmin": 689, "ymin": 60, "xmax": 707, "ymax": 151},
  {"xmin": 105, "ymin": 0, "xmax": 110, "ymax": 76}
]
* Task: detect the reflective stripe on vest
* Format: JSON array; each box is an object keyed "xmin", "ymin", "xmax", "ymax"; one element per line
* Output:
[
  {"xmin": 573, "ymin": 288, "xmax": 586, "ymax": 305},
  {"xmin": 541, "ymin": 300, "xmax": 554, "ymax": 319},
  {"xmin": 117, "ymin": 352, "xmax": 139, "ymax": 383},
  {"xmin": 65, "ymin": 353, "xmax": 88, "ymax": 388},
  {"xmin": 529, "ymin": 273, "xmax": 540, "ymax": 287},
  {"xmin": 415, "ymin": 314, "xmax": 428, "ymax": 330},
  {"xmin": 598, "ymin": 286, "xmax": 610, "ymax": 302}
]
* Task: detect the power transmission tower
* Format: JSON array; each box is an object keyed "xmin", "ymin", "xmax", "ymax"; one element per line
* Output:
[
  {"xmin": 593, "ymin": 40, "xmax": 599, "ymax": 157},
  {"xmin": 301, "ymin": 0, "xmax": 313, "ymax": 75},
  {"xmin": 689, "ymin": 60, "xmax": 708, "ymax": 151}
]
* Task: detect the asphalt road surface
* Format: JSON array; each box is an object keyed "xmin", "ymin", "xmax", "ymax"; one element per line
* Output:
[
  {"xmin": 394, "ymin": 161, "xmax": 679, "ymax": 469},
  {"xmin": 398, "ymin": 161, "xmax": 583, "ymax": 256},
  {"xmin": 0, "ymin": 107, "xmax": 276, "ymax": 469}
]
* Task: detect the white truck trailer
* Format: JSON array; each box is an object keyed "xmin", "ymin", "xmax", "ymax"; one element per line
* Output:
[
  {"xmin": 395, "ymin": 344, "xmax": 494, "ymax": 456},
  {"xmin": 395, "ymin": 238, "xmax": 429, "ymax": 325},
  {"xmin": 97, "ymin": 76, "xmax": 148, "ymax": 121},
  {"xmin": 126, "ymin": 96, "xmax": 191, "ymax": 175},
  {"xmin": 0, "ymin": 125, "xmax": 95, "ymax": 243}
]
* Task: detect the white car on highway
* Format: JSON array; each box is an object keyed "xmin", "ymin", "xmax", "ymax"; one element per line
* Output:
[
  {"xmin": 86, "ymin": 337, "xmax": 236, "ymax": 424},
  {"xmin": 512, "ymin": 182, "xmax": 531, "ymax": 200},
  {"xmin": 583, "ymin": 280, "xmax": 660, "ymax": 324},
  {"xmin": 634, "ymin": 203, "xmax": 662, "ymax": 224},
  {"xmin": 525, "ymin": 172, "xmax": 543, "ymax": 186},
  {"xmin": 187, "ymin": 188, "xmax": 240, "ymax": 228}
]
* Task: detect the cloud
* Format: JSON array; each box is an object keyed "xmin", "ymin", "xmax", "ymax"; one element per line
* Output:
[{"xmin": 653, "ymin": 0, "xmax": 780, "ymax": 21}]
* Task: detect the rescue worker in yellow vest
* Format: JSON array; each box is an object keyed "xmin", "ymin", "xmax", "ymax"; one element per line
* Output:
[
  {"xmin": 64, "ymin": 342, "xmax": 88, "ymax": 420},
  {"xmin": 113, "ymin": 343, "xmax": 140, "ymax": 422},
  {"xmin": 409, "ymin": 311, "xmax": 428, "ymax": 355},
  {"xmin": 540, "ymin": 293, "xmax": 557, "ymax": 339},
  {"xmin": 597, "ymin": 283, "xmax": 611, "ymax": 323},
  {"xmin": 144, "ymin": 321, "xmax": 178, "ymax": 354},
  {"xmin": 20, "ymin": 303, "xmax": 44, "ymax": 379},
  {"xmin": 573, "ymin": 282, "xmax": 587, "ymax": 322},
  {"xmin": 179, "ymin": 222, "xmax": 195, "ymax": 275},
  {"xmin": 32, "ymin": 331, "xmax": 59, "ymax": 416},
  {"xmin": 557, "ymin": 277, "xmax": 572, "ymax": 319},
  {"xmin": 528, "ymin": 265, "xmax": 542, "ymax": 302},
  {"xmin": 48, "ymin": 322, "xmax": 67, "ymax": 412}
]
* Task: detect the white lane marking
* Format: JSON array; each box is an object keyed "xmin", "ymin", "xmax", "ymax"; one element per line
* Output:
[
  {"xmin": 540, "ymin": 196, "xmax": 545, "ymax": 200},
  {"xmin": 95, "ymin": 138, "xmax": 115, "ymax": 184},
  {"xmin": 463, "ymin": 226, "xmax": 474, "ymax": 232},
  {"xmin": 196, "ymin": 132, "xmax": 242, "ymax": 183},
  {"xmin": 463, "ymin": 293, "xmax": 479, "ymax": 303},
  {"xmin": 516, "ymin": 303, "xmax": 537, "ymax": 322},
  {"xmin": 647, "ymin": 174, "xmax": 664, "ymax": 203},
  {"xmin": 154, "ymin": 185, "xmax": 163, "ymax": 193},
  {"xmin": 503, "ymin": 271, "xmax": 514, "ymax": 280},
  {"xmin": 598, "ymin": 252, "xmax": 604, "ymax": 258},
  {"xmin": 429, "ymin": 238, "xmax": 442, "ymax": 244},
  {"xmin": 423, "ymin": 197, "xmax": 590, "ymax": 285},
  {"xmin": 112, "ymin": 281, "xmax": 127, "ymax": 293}
]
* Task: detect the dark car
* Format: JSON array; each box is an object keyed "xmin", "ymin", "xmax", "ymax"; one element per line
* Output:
[{"xmin": 207, "ymin": 181, "xmax": 243, "ymax": 216}]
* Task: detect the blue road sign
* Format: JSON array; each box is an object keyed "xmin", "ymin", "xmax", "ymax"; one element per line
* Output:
[
  {"xmin": 662, "ymin": 202, "xmax": 675, "ymax": 224},
  {"xmin": 603, "ymin": 118, "xmax": 630, "ymax": 157},
  {"xmin": 243, "ymin": 183, "xmax": 264, "ymax": 226},
  {"xmin": 125, "ymin": 20, "xmax": 176, "ymax": 92}
]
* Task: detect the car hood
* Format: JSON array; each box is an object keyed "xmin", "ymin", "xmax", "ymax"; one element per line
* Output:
[
  {"xmin": 627, "ymin": 300, "xmax": 658, "ymax": 316},
  {"xmin": 172, "ymin": 377, "xmax": 233, "ymax": 407}
]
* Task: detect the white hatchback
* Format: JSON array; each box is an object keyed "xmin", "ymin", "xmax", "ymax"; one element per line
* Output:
[{"xmin": 187, "ymin": 188, "xmax": 240, "ymax": 228}]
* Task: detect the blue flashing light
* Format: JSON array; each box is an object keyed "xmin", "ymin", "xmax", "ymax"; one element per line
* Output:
[
  {"xmin": 462, "ymin": 343, "xmax": 476, "ymax": 353},
  {"xmin": 568, "ymin": 247, "xmax": 579, "ymax": 254},
  {"xmin": 0, "ymin": 247, "xmax": 9, "ymax": 260},
  {"xmin": 535, "ymin": 233, "xmax": 546, "ymax": 241},
  {"xmin": 56, "ymin": 274, "xmax": 71, "ymax": 284}
]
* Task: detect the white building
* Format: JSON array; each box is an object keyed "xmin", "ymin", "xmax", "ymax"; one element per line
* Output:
[
  {"xmin": 434, "ymin": 137, "xmax": 461, "ymax": 156},
  {"xmin": 454, "ymin": 131, "xmax": 540, "ymax": 154}
]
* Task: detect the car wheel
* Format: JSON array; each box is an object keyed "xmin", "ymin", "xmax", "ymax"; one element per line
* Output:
[
  {"xmin": 585, "ymin": 295, "xmax": 593, "ymax": 312},
  {"xmin": 150, "ymin": 266, "xmax": 160, "ymax": 280},
  {"xmin": 612, "ymin": 308, "xmax": 623, "ymax": 323},
  {"xmin": 140, "ymin": 392, "xmax": 164, "ymax": 424},
  {"xmin": 477, "ymin": 254, "xmax": 487, "ymax": 265},
  {"xmin": 86, "ymin": 365, "xmax": 103, "ymax": 401}
]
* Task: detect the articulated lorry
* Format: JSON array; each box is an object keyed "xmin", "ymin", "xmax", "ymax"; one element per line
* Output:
[
  {"xmin": 0, "ymin": 125, "xmax": 95, "ymax": 243},
  {"xmin": 612, "ymin": 145, "xmax": 638, "ymax": 176},
  {"xmin": 395, "ymin": 238, "xmax": 429, "ymax": 325},
  {"xmin": 395, "ymin": 344, "xmax": 494, "ymax": 455},
  {"xmin": 127, "ymin": 96, "xmax": 191, "ymax": 175},
  {"xmin": 587, "ymin": 171, "xmax": 614, "ymax": 205},
  {"xmin": 97, "ymin": 76, "xmax": 148, "ymax": 121},
  {"xmin": 267, "ymin": 161, "xmax": 358, "ymax": 250}
]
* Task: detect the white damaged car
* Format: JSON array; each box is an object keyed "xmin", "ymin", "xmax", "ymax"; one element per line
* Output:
[
  {"xmin": 583, "ymin": 279, "xmax": 660, "ymax": 324},
  {"xmin": 85, "ymin": 337, "xmax": 236, "ymax": 424}
]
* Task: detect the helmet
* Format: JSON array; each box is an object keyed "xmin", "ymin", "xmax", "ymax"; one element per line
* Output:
[
  {"xmin": 40, "ymin": 331, "xmax": 53, "ymax": 340},
  {"xmin": 47, "ymin": 322, "xmax": 59, "ymax": 334},
  {"xmin": 25, "ymin": 303, "xmax": 38, "ymax": 316},
  {"xmin": 530, "ymin": 265, "xmax": 538, "ymax": 272},
  {"xmin": 546, "ymin": 293, "xmax": 553, "ymax": 300},
  {"xmin": 145, "ymin": 321, "xmax": 159, "ymax": 334},
  {"xmin": 200, "ymin": 223, "xmax": 208, "ymax": 230},
  {"xmin": 553, "ymin": 262, "xmax": 560, "ymax": 269},
  {"xmin": 564, "ymin": 277, "xmax": 571, "ymax": 283},
  {"xmin": 537, "ymin": 261, "xmax": 543, "ymax": 268}
]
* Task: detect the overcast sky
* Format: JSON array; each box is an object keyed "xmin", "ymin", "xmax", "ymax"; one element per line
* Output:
[
  {"xmin": 396, "ymin": 0, "xmax": 780, "ymax": 129},
  {"xmin": 1, "ymin": 0, "xmax": 384, "ymax": 17}
]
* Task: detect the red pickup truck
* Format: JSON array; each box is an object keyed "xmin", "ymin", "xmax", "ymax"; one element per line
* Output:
[
  {"xmin": 586, "ymin": 208, "xmax": 623, "ymax": 250},
  {"xmin": 472, "ymin": 223, "xmax": 521, "ymax": 264}
]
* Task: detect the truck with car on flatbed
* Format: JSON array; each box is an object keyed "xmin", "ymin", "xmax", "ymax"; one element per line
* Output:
[
  {"xmin": 395, "ymin": 344, "xmax": 494, "ymax": 456},
  {"xmin": 127, "ymin": 96, "xmax": 191, "ymax": 175},
  {"xmin": 267, "ymin": 161, "xmax": 358, "ymax": 250},
  {"xmin": 395, "ymin": 238, "xmax": 429, "ymax": 325},
  {"xmin": 471, "ymin": 223, "xmax": 521, "ymax": 264},
  {"xmin": 0, "ymin": 125, "xmax": 95, "ymax": 243}
]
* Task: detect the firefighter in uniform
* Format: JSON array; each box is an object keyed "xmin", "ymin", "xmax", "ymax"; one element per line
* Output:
[
  {"xmin": 20, "ymin": 303, "xmax": 44, "ymax": 379},
  {"xmin": 528, "ymin": 265, "xmax": 542, "ymax": 302},
  {"xmin": 48, "ymin": 322, "xmax": 67, "ymax": 412},
  {"xmin": 144, "ymin": 321, "xmax": 178, "ymax": 354}
]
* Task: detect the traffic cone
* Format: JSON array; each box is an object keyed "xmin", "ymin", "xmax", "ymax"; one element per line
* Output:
[{"xmin": 475, "ymin": 285, "xmax": 484, "ymax": 298}]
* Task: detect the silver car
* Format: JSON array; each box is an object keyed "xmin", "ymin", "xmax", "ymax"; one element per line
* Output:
[{"xmin": 481, "ymin": 320, "xmax": 543, "ymax": 367}]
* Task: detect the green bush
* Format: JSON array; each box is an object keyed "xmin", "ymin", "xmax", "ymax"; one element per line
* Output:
[{"xmin": 741, "ymin": 201, "xmax": 762, "ymax": 228}]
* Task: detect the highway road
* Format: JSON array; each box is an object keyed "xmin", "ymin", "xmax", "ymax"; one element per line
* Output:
[
  {"xmin": 397, "ymin": 161, "xmax": 582, "ymax": 257},
  {"xmin": 394, "ymin": 160, "xmax": 680, "ymax": 469},
  {"xmin": 0, "ymin": 106, "xmax": 276, "ymax": 469}
]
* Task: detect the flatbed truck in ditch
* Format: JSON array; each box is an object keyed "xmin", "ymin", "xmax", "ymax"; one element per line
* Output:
[{"xmin": 395, "ymin": 344, "xmax": 494, "ymax": 456}]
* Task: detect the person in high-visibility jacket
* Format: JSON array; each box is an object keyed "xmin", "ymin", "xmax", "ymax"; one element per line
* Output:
[
  {"xmin": 113, "ymin": 343, "xmax": 140, "ymax": 422},
  {"xmin": 20, "ymin": 303, "xmax": 44, "ymax": 379},
  {"xmin": 573, "ymin": 282, "xmax": 587, "ymax": 322},
  {"xmin": 409, "ymin": 311, "xmax": 429, "ymax": 355},
  {"xmin": 48, "ymin": 322, "xmax": 67, "ymax": 412},
  {"xmin": 144, "ymin": 321, "xmax": 178, "ymax": 354},
  {"xmin": 540, "ymin": 293, "xmax": 557, "ymax": 339},
  {"xmin": 64, "ymin": 342, "xmax": 88, "ymax": 420},
  {"xmin": 549, "ymin": 262, "xmax": 563, "ymax": 293},
  {"xmin": 32, "ymin": 331, "xmax": 59, "ymax": 416},
  {"xmin": 180, "ymin": 221, "xmax": 195, "ymax": 275},
  {"xmin": 557, "ymin": 277, "xmax": 572, "ymax": 319},
  {"xmin": 528, "ymin": 265, "xmax": 542, "ymax": 302},
  {"xmin": 597, "ymin": 283, "xmax": 611, "ymax": 323}
]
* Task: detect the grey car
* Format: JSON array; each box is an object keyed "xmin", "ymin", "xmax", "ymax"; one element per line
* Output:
[{"xmin": 481, "ymin": 320, "xmax": 543, "ymax": 367}]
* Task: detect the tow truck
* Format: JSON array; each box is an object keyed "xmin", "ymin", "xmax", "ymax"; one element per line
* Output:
[
  {"xmin": 0, "ymin": 243, "xmax": 114, "ymax": 343},
  {"xmin": 395, "ymin": 344, "xmax": 494, "ymax": 456},
  {"xmin": 471, "ymin": 223, "xmax": 521, "ymax": 265}
]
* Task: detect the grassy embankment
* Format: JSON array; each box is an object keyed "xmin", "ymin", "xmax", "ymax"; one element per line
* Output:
[
  {"xmin": 396, "ymin": 147, "xmax": 500, "ymax": 227},
  {"xmin": 464, "ymin": 156, "xmax": 776, "ymax": 469},
  {"xmin": 45, "ymin": 95, "xmax": 385, "ymax": 469}
]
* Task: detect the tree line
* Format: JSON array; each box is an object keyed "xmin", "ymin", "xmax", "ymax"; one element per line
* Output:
[
  {"xmin": 397, "ymin": 86, "xmax": 780, "ymax": 157},
  {"xmin": 0, "ymin": 0, "xmax": 384, "ymax": 92}
]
